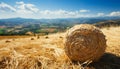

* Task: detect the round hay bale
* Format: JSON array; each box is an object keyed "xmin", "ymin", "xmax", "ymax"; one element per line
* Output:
[
  {"xmin": 31, "ymin": 38, "xmax": 34, "ymax": 40},
  {"xmin": 59, "ymin": 36, "xmax": 63, "ymax": 38},
  {"xmin": 45, "ymin": 36, "xmax": 49, "ymax": 39},
  {"xmin": 64, "ymin": 24, "xmax": 106, "ymax": 62},
  {"xmin": 5, "ymin": 40, "xmax": 11, "ymax": 43},
  {"xmin": 37, "ymin": 35, "xmax": 40, "ymax": 39}
]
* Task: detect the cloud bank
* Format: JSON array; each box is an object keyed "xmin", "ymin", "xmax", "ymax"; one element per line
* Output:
[
  {"xmin": 0, "ymin": 1, "xmax": 120, "ymax": 19},
  {"xmin": 16, "ymin": 1, "xmax": 39, "ymax": 14},
  {"xmin": 109, "ymin": 11, "xmax": 120, "ymax": 16},
  {"xmin": 0, "ymin": 2, "xmax": 16, "ymax": 12}
]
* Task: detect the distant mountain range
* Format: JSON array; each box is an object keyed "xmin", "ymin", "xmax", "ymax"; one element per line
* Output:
[
  {"xmin": 0, "ymin": 16, "xmax": 120, "ymax": 35},
  {"xmin": 0, "ymin": 16, "xmax": 120, "ymax": 26}
]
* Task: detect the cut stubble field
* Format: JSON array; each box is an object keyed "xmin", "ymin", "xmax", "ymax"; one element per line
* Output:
[{"xmin": 0, "ymin": 26, "xmax": 120, "ymax": 69}]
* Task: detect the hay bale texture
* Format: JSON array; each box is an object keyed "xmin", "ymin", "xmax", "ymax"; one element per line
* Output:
[{"xmin": 65, "ymin": 24, "xmax": 106, "ymax": 62}]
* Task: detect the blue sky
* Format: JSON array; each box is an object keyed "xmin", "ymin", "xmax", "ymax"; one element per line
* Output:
[{"xmin": 0, "ymin": 0, "xmax": 120, "ymax": 19}]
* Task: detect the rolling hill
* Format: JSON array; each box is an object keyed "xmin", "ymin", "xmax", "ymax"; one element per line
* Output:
[{"xmin": 0, "ymin": 17, "xmax": 120, "ymax": 35}]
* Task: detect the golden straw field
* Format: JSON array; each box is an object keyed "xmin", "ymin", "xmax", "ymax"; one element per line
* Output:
[{"xmin": 0, "ymin": 26, "xmax": 120, "ymax": 69}]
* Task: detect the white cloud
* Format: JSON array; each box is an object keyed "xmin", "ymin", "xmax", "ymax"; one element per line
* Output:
[
  {"xmin": 1, "ymin": 1, "xmax": 120, "ymax": 19},
  {"xmin": 0, "ymin": 2, "xmax": 93, "ymax": 19},
  {"xmin": 79, "ymin": 9, "xmax": 89, "ymax": 12},
  {"xmin": 37, "ymin": 9, "xmax": 94, "ymax": 19},
  {"xmin": 109, "ymin": 11, "xmax": 120, "ymax": 16},
  {"xmin": 15, "ymin": 1, "xmax": 39, "ymax": 14},
  {"xmin": 40, "ymin": 10, "xmax": 51, "ymax": 15},
  {"xmin": 16, "ymin": 1, "xmax": 24, "ymax": 5},
  {"xmin": 39, "ymin": 9, "xmax": 80, "ymax": 18},
  {"xmin": 54, "ymin": 10, "xmax": 68, "ymax": 15},
  {"xmin": 97, "ymin": 13, "xmax": 104, "ymax": 16},
  {"xmin": 40, "ymin": 10, "xmax": 70, "ymax": 15},
  {"xmin": 0, "ymin": 2, "xmax": 16, "ymax": 12}
]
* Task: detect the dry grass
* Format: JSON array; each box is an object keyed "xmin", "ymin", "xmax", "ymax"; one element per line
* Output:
[
  {"xmin": 0, "ymin": 27, "xmax": 120, "ymax": 69},
  {"xmin": 0, "ymin": 36, "xmax": 31, "ymax": 40}
]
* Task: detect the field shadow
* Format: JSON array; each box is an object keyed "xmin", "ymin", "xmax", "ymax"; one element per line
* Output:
[{"xmin": 89, "ymin": 53, "xmax": 120, "ymax": 69}]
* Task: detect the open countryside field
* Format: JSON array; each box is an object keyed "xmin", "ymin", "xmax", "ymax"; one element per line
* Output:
[
  {"xmin": 0, "ymin": 26, "xmax": 120, "ymax": 69},
  {"xmin": 0, "ymin": 36, "xmax": 32, "ymax": 40}
]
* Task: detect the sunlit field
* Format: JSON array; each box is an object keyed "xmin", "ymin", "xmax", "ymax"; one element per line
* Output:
[{"xmin": 0, "ymin": 26, "xmax": 120, "ymax": 69}]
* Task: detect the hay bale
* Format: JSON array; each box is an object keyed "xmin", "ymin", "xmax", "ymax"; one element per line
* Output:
[
  {"xmin": 31, "ymin": 38, "xmax": 34, "ymax": 40},
  {"xmin": 37, "ymin": 36, "xmax": 40, "ymax": 39},
  {"xmin": 45, "ymin": 36, "xmax": 49, "ymax": 39},
  {"xmin": 59, "ymin": 36, "xmax": 63, "ymax": 38},
  {"xmin": 5, "ymin": 40, "xmax": 11, "ymax": 43},
  {"xmin": 64, "ymin": 24, "xmax": 106, "ymax": 62}
]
